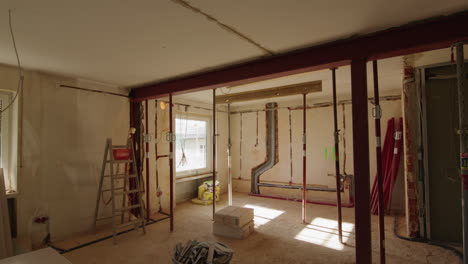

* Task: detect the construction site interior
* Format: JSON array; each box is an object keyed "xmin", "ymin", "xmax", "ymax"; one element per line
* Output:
[{"xmin": 1, "ymin": 1, "xmax": 468, "ymax": 264}]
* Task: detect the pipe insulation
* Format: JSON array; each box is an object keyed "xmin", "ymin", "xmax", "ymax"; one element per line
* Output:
[{"xmin": 251, "ymin": 102, "xmax": 278, "ymax": 194}]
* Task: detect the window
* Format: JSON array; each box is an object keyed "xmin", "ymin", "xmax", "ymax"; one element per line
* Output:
[
  {"xmin": 175, "ymin": 113, "xmax": 211, "ymax": 177},
  {"xmin": 0, "ymin": 92, "xmax": 15, "ymax": 193}
]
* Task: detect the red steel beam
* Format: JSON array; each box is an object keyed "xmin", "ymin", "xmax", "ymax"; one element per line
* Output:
[
  {"xmin": 351, "ymin": 58, "xmax": 372, "ymax": 264},
  {"xmin": 131, "ymin": 11, "xmax": 468, "ymax": 100}
]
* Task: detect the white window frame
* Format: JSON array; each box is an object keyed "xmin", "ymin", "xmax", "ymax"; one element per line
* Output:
[
  {"xmin": 174, "ymin": 112, "xmax": 212, "ymax": 178},
  {"xmin": 0, "ymin": 92, "xmax": 13, "ymax": 192}
]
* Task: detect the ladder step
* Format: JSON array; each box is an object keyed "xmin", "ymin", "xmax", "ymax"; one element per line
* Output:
[
  {"xmin": 102, "ymin": 187, "xmax": 124, "ymax": 192},
  {"xmin": 117, "ymin": 204, "xmax": 141, "ymax": 212},
  {"xmin": 114, "ymin": 189, "xmax": 141, "ymax": 195},
  {"xmin": 96, "ymin": 214, "xmax": 123, "ymax": 221},
  {"xmin": 104, "ymin": 174, "xmax": 137, "ymax": 179},
  {"xmin": 106, "ymin": 160, "xmax": 133, "ymax": 164},
  {"xmin": 112, "ymin": 145, "xmax": 129, "ymax": 149},
  {"xmin": 117, "ymin": 219, "xmax": 144, "ymax": 229}
]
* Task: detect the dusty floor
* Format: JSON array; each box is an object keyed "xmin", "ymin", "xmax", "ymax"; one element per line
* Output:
[{"xmin": 62, "ymin": 193, "xmax": 460, "ymax": 264}]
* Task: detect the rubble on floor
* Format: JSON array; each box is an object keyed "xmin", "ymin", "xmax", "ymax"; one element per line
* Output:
[{"xmin": 172, "ymin": 240, "xmax": 233, "ymax": 264}]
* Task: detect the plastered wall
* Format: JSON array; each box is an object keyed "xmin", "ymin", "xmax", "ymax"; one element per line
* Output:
[
  {"xmin": 229, "ymin": 95, "xmax": 404, "ymax": 209},
  {"xmin": 145, "ymin": 97, "xmax": 229, "ymax": 213},
  {"xmin": 0, "ymin": 63, "xmax": 130, "ymax": 242}
]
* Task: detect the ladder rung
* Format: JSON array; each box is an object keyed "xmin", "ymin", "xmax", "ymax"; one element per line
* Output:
[
  {"xmin": 104, "ymin": 174, "xmax": 137, "ymax": 179},
  {"xmin": 102, "ymin": 187, "xmax": 124, "ymax": 192},
  {"xmin": 107, "ymin": 160, "xmax": 133, "ymax": 164},
  {"xmin": 112, "ymin": 145, "xmax": 129, "ymax": 149},
  {"xmin": 117, "ymin": 204, "xmax": 141, "ymax": 212},
  {"xmin": 96, "ymin": 214, "xmax": 123, "ymax": 221},
  {"xmin": 114, "ymin": 189, "xmax": 141, "ymax": 195},
  {"xmin": 117, "ymin": 219, "xmax": 144, "ymax": 229}
]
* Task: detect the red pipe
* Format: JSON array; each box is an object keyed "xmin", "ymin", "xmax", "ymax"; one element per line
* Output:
[
  {"xmin": 302, "ymin": 93, "xmax": 307, "ymax": 224},
  {"xmin": 169, "ymin": 94, "xmax": 174, "ymax": 232},
  {"xmin": 212, "ymin": 88, "xmax": 217, "ymax": 217},
  {"xmin": 249, "ymin": 193, "xmax": 354, "ymax": 208},
  {"xmin": 144, "ymin": 100, "xmax": 150, "ymax": 221},
  {"xmin": 373, "ymin": 61, "xmax": 386, "ymax": 264},
  {"xmin": 331, "ymin": 68, "xmax": 344, "ymax": 243}
]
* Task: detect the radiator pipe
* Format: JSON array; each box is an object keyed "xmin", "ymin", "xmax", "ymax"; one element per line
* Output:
[{"xmin": 249, "ymin": 193, "xmax": 354, "ymax": 208}]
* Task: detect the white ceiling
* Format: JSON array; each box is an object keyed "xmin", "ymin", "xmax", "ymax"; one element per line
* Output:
[{"xmin": 0, "ymin": 0, "xmax": 467, "ymax": 88}]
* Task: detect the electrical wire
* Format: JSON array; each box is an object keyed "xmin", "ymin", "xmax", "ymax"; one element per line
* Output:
[
  {"xmin": 3, "ymin": 10, "xmax": 24, "ymax": 114},
  {"xmin": 393, "ymin": 215, "xmax": 463, "ymax": 260}
]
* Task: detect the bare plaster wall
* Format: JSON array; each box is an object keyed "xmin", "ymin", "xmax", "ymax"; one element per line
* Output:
[
  {"xmin": 229, "ymin": 94, "xmax": 404, "ymax": 209},
  {"xmin": 0, "ymin": 63, "xmax": 130, "ymax": 242},
  {"xmin": 145, "ymin": 97, "xmax": 229, "ymax": 214}
]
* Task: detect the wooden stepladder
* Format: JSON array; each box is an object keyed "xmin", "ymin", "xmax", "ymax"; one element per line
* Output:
[{"xmin": 94, "ymin": 138, "xmax": 146, "ymax": 244}]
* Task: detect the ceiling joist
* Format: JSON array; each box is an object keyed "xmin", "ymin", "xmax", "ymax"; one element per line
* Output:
[{"xmin": 215, "ymin": 80, "xmax": 321, "ymax": 104}]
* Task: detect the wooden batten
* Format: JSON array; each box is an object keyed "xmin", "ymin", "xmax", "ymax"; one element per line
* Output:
[{"xmin": 215, "ymin": 80, "xmax": 321, "ymax": 104}]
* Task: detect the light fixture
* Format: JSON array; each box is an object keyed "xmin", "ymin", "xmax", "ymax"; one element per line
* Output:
[{"xmin": 160, "ymin": 101, "xmax": 167, "ymax": 110}]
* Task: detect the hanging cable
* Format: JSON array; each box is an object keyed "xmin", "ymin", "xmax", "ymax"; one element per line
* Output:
[
  {"xmin": 3, "ymin": 10, "xmax": 24, "ymax": 114},
  {"xmin": 393, "ymin": 215, "xmax": 462, "ymax": 260},
  {"xmin": 177, "ymin": 105, "xmax": 189, "ymax": 168}
]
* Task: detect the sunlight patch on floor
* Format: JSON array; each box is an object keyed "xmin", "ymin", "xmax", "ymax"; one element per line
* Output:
[
  {"xmin": 243, "ymin": 204, "xmax": 284, "ymax": 227},
  {"xmin": 294, "ymin": 217, "xmax": 355, "ymax": 250}
]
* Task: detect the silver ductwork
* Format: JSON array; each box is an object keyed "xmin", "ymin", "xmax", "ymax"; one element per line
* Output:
[{"xmin": 251, "ymin": 102, "xmax": 278, "ymax": 194}]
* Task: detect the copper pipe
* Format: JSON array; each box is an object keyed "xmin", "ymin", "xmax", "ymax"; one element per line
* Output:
[
  {"xmin": 212, "ymin": 88, "xmax": 217, "ymax": 218},
  {"xmin": 144, "ymin": 100, "xmax": 150, "ymax": 220},
  {"xmin": 169, "ymin": 94, "xmax": 174, "ymax": 232},
  {"xmin": 332, "ymin": 68, "xmax": 344, "ymax": 243},
  {"xmin": 373, "ymin": 61, "xmax": 386, "ymax": 263},
  {"xmin": 302, "ymin": 93, "xmax": 307, "ymax": 224}
]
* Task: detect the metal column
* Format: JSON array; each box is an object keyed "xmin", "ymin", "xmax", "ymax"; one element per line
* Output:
[
  {"xmin": 331, "ymin": 68, "xmax": 344, "ymax": 243},
  {"xmin": 351, "ymin": 58, "xmax": 372, "ymax": 264},
  {"xmin": 373, "ymin": 61, "xmax": 386, "ymax": 264},
  {"xmin": 227, "ymin": 104, "xmax": 233, "ymax": 206},
  {"xmin": 169, "ymin": 94, "xmax": 174, "ymax": 232},
  {"xmin": 302, "ymin": 93, "xmax": 307, "ymax": 224},
  {"xmin": 455, "ymin": 43, "xmax": 468, "ymax": 264},
  {"xmin": 213, "ymin": 88, "xmax": 217, "ymax": 218}
]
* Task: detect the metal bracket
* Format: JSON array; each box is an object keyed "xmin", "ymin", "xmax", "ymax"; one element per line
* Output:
[
  {"xmin": 372, "ymin": 105, "xmax": 382, "ymax": 119},
  {"xmin": 395, "ymin": 131, "xmax": 402, "ymax": 140},
  {"xmin": 166, "ymin": 132, "xmax": 176, "ymax": 142},
  {"xmin": 144, "ymin": 134, "xmax": 152, "ymax": 143}
]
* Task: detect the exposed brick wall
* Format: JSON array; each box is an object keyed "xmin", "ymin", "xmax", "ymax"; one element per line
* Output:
[{"xmin": 402, "ymin": 65, "xmax": 420, "ymax": 237}]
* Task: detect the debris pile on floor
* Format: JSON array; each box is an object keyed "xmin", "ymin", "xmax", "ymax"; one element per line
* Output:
[
  {"xmin": 213, "ymin": 206, "xmax": 254, "ymax": 239},
  {"xmin": 172, "ymin": 240, "xmax": 233, "ymax": 264}
]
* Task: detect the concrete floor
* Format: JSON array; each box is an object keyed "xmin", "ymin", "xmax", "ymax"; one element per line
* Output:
[{"xmin": 63, "ymin": 193, "xmax": 460, "ymax": 264}]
